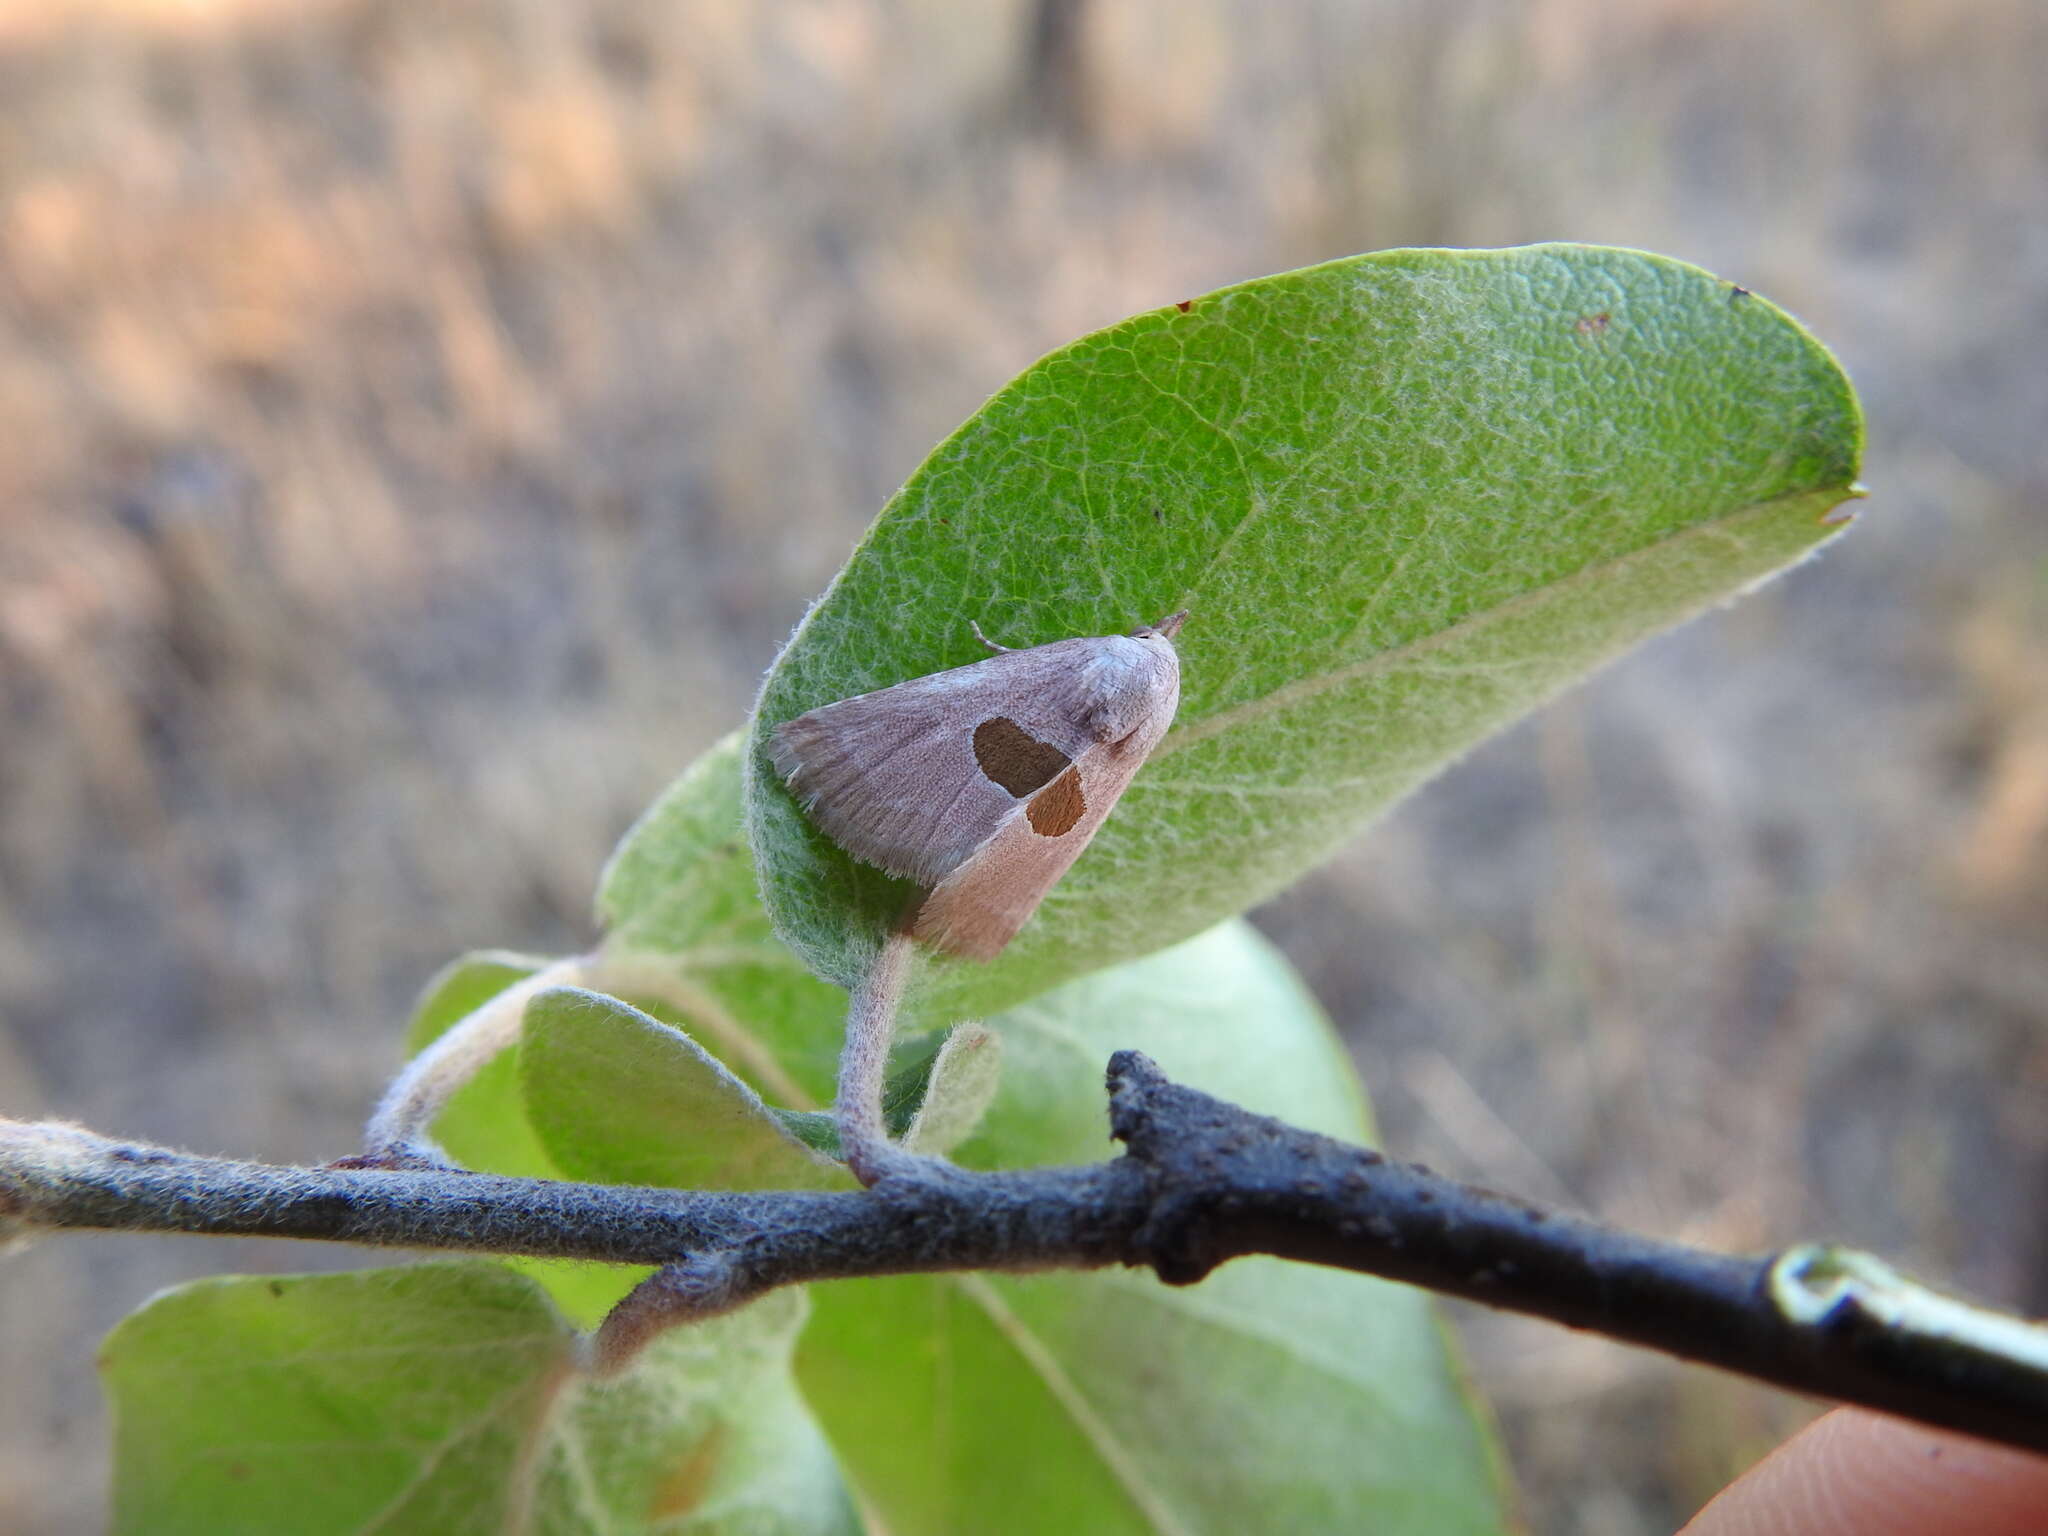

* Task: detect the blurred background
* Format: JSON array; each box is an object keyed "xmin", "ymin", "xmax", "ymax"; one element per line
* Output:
[{"xmin": 2, "ymin": 0, "xmax": 2045, "ymax": 1529}]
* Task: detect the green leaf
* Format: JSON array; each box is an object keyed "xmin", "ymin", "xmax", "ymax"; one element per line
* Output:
[
  {"xmin": 742, "ymin": 244, "xmax": 1863, "ymax": 1013},
  {"xmin": 521, "ymin": 982, "xmax": 997, "ymax": 1174},
  {"xmin": 598, "ymin": 736, "xmax": 850, "ymax": 1106},
  {"xmin": 796, "ymin": 920, "xmax": 1511, "ymax": 1536},
  {"xmin": 902, "ymin": 1022, "xmax": 1001, "ymax": 1157},
  {"xmin": 102, "ymin": 1261, "xmax": 860, "ymax": 1536},
  {"xmin": 404, "ymin": 955, "xmax": 648, "ymax": 1327},
  {"xmin": 521, "ymin": 987, "xmax": 842, "ymax": 1191},
  {"xmin": 772, "ymin": 1022, "xmax": 1000, "ymax": 1160},
  {"xmin": 404, "ymin": 950, "xmax": 557, "ymax": 1178}
]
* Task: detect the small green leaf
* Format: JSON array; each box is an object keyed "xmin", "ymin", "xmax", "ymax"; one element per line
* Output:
[
  {"xmin": 524, "ymin": 978, "xmax": 997, "ymax": 1173},
  {"xmin": 404, "ymin": 949, "xmax": 556, "ymax": 1178},
  {"xmin": 743, "ymin": 244, "xmax": 1863, "ymax": 1014},
  {"xmin": 403, "ymin": 956, "xmax": 648, "ymax": 1326},
  {"xmin": 520, "ymin": 987, "xmax": 840, "ymax": 1191},
  {"xmin": 797, "ymin": 920, "xmax": 1510, "ymax": 1535},
  {"xmin": 596, "ymin": 736, "xmax": 849, "ymax": 1105},
  {"xmin": 102, "ymin": 1262, "xmax": 860, "ymax": 1535},
  {"xmin": 770, "ymin": 1022, "xmax": 996, "ymax": 1160},
  {"xmin": 405, "ymin": 949, "xmax": 558, "ymax": 1056},
  {"xmin": 903, "ymin": 1022, "xmax": 1001, "ymax": 1157}
]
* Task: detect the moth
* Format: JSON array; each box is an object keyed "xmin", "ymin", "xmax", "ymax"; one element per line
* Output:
[{"xmin": 771, "ymin": 611, "xmax": 1187, "ymax": 960}]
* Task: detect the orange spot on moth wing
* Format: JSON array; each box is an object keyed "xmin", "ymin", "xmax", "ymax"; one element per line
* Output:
[
  {"xmin": 774, "ymin": 614, "xmax": 1185, "ymax": 959},
  {"xmin": 1025, "ymin": 765, "xmax": 1086, "ymax": 836},
  {"xmin": 646, "ymin": 1423, "xmax": 727, "ymax": 1520},
  {"xmin": 913, "ymin": 719, "xmax": 1165, "ymax": 960},
  {"xmin": 769, "ymin": 648, "xmax": 1100, "ymax": 886}
]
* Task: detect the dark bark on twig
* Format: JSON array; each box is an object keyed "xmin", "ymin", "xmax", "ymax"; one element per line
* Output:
[{"xmin": 5, "ymin": 1054, "xmax": 2046, "ymax": 1455}]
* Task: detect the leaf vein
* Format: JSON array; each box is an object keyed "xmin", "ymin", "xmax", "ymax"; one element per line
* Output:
[
  {"xmin": 1157, "ymin": 484, "xmax": 1840, "ymax": 759},
  {"xmin": 949, "ymin": 1274, "xmax": 1194, "ymax": 1536}
]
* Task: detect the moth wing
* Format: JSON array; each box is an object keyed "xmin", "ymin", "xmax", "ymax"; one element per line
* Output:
[
  {"xmin": 769, "ymin": 645, "xmax": 1102, "ymax": 887},
  {"xmin": 911, "ymin": 719, "xmax": 1159, "ymax": 960}
]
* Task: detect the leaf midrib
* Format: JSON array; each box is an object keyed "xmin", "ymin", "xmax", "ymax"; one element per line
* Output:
[
  {"xmin": 1155, "ymin": 483, "xmax": 1848, "ymax": 760},
  {"xmin": 948, "ymin": 1273, "xmax": 1194, "ymax": 1536}
]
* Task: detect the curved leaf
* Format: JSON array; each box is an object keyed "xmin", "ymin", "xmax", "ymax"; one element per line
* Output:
[
  {"xmin": 741, "ymin": 244, "xmax": 1863, "ymax": 1014},
  {"xmin": 902, "ymin": 1023, "xmax": 1001, "ymax": 1157},
  {"xmin": 520, "ymin": 987, "xmax": 840, "ymax": 1190}
]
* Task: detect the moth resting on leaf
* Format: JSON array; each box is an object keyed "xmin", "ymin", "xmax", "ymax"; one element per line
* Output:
[{"xmin": 771, "ymin": 612, "xmax": 1187, "ymax": 960}]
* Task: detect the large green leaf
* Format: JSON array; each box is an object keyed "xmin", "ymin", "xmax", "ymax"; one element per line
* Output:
[
  {"xmin": 738, "ymin": 244, "xmax": 1862, "ymax": 1014},
  {"xmin": 797, "ymin": 919, "xmax": 1509, "ymax": 1535},
  {"xmin": 102, "ymin": 1262, "xmax": 859, "ymax": 1536}
]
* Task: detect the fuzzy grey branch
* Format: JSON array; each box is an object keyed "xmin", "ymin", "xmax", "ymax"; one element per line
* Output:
[{"xmin": 5, "ymin": 1054, "xmax": 2046, "ymax": 1457}]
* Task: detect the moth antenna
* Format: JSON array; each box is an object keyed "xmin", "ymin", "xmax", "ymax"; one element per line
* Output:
[{"xmin": 970, "ymin": 618, "xmax": 1014, "ymax": 654}]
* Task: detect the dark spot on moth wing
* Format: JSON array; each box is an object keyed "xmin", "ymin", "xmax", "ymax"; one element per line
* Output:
[
  {"xmin": 1026, "ymin": 765, "xmax": 1086, "ymax": 836},
  {"xmin": 973, "ymin": 716, "xmax": 1072, "ymax": 797}
]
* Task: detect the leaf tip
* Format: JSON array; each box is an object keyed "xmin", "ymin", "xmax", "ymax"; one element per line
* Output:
[{"xmin": 1820, "ymin": 484, "xmax": 1871, "ymax": 525}]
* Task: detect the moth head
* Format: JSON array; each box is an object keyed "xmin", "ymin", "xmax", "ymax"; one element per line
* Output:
[{"xmin": 1131, "ymin": 610, "xmax": 1189, "ymax": 642}]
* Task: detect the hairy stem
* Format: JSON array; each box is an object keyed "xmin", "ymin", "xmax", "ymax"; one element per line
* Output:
[
  {"xmin": 359, "ymin": 955, "xmax": 589, "ymax": 1164},
  {"xmin": 836, "ymin": 929, "xmax": 918, "ymax": 1185}
]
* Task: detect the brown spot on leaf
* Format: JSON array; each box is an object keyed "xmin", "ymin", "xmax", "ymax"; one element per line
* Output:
[
  {"xmin": 1730, "ymin": 285, "xmax": 1751, "ymax": 301},
  {"xmin": 974, "ymin": 717, "xmax": 1071, "ymax": 797},
  {"xmin": 648, "ymin": 1423, "xmax": 727, "ymax": 1519},
  {"xmin": 1175, "ymin": 299, "xmax": 1193, "ymax": 313},
  {"xmin": 1574, "ymin": 312, "xmax": 1610, "ymax": 335},
  {"xmin": 1027, "ymin": 765, "xmax": 1087, "ymax": 836}
]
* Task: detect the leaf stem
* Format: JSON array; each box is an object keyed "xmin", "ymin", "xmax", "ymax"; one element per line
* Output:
[
  {"xmin": 836, "ymin": 929, "xmax": 921, "ymax": 1185},
  {"xmin": 359, "ymin": 955, "xmax": 590, "ymax": 1164}
]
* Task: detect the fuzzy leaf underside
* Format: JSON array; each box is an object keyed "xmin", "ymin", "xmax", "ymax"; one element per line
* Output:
[
  {"xmin": 101, "ymin": 1263, "xmax": 859, "ymax": 1536},
  {"xmin": 724, "ymin": 244, "xmax": 1861, "ymax": 1015}
]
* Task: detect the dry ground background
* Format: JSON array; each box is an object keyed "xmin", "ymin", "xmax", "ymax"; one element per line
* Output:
[{"xmin": 3, "ymin": 0, "xmax": 2046, "ymax": 1530}]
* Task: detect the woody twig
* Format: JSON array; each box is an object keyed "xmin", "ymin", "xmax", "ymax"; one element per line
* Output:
[{"xmin": 5, "ymin": 1053, "xmax": 2046, "ymax": 1453}]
